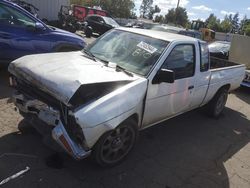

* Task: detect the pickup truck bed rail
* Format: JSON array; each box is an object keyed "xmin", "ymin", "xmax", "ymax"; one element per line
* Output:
[{"xmin": 210, "ymin": 57, "xmax": 240, "ymax": 69}]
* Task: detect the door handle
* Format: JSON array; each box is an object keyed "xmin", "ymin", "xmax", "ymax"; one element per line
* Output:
[{"xmin": 188, "ymin": 85, "xmax": 194, "ymax": 90}]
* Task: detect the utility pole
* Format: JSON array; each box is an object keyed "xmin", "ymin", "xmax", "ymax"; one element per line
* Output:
[
  {"xmin": 175, "ymin": 0, "xmax": 180, "ymax": 25},
  {"xmin": 176, "ymin": 0, "xmax": 180, "ymax": 9}
]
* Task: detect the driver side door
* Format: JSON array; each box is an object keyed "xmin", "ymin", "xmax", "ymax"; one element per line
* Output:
[{"xmin": 0, "ymin": 2, "xmax": 51, "ymax": 62}]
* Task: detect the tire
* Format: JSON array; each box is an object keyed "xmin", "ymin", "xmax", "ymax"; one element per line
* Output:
[
  {"xmin": 92, "ymin": 119, "xmax": 138, "ymax": 167},
  {"xmin": 84, "ymin": 27, "xmax": 92, "ymax": 38},
  {"xmin": 17, "ymin": 118, "xmax": 35, "ymax": 134},
  {"xmin": 69, "ymin": 26, "xmax": 77, "ymax": 33},
  {"xmin": 205, "ymin": 87, "xmax": 229, "ymax": 118}
]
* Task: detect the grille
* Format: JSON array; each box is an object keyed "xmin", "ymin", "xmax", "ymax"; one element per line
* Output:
[{"xmin": 16, "ymin": 79, "xmax": 62, "ymax": 109}]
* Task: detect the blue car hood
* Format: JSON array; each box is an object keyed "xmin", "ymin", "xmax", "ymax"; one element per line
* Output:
[{"xmin": 48, "ymin": 26, "xmax": 83, "ymax": 40}]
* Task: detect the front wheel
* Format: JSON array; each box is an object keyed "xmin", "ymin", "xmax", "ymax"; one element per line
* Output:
[
  {"xmin": 93, "ymin": 119, "xmax": 138, "ymax": 167},
  {"xmin": 205, "ymin": 88, "xmax": 228, "ymax": 118}
]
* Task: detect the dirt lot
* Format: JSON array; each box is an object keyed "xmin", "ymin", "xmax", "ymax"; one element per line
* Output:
[{"xmin": 0, "ymin": 45, "xmax": 250, "ymax": 187}]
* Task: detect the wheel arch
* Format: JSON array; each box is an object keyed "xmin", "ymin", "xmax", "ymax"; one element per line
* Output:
[
  {"xmin": 209, "ymin": 83, "xmax": 230, "ymax": 102},
  {"xmin": 215, "ymin": 84, "xmax": 231, "ymax": 96},
  {"xmin": 128, "ymin": 113, "xmax": 139, "ymax": 127}
]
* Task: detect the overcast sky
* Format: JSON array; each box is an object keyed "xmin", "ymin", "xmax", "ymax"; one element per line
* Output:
[{"xmin": 134, "ymin": 0, "xmax": 250, "ymax": 21}]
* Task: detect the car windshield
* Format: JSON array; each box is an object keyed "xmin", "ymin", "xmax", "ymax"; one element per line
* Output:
[
  {"xmin": 103, "ymin": 17, "xmax": 119, "ymax": 27},
  {"xmin": 85, "ymin": 29, "xmax": 169, "ymax": 76},
  {"xmin": 208, "ymin": 41, "xmax": 230, "ymax": 53}
]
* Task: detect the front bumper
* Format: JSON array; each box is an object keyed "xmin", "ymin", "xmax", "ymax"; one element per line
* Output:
[
  {"xmin": 241, "ymin": 81, "xmax": 250, "ymax": 88},
  {"xmin": 13, "ymin": 93, "xmax": 91, "ymax": 160},
  {"xmin": 52, "ymin": 122, "xmax": 91, "ymax": 160}
]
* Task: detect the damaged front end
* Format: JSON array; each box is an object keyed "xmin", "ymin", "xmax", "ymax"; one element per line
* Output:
[
  {"xmin": 8, "ymin": 52, "xmax": 138, "ymax": 160},
  {"xmin": 10, "ymin": 73, "xmax": 134, "ymax": 160},
  {"xmin": 11, "ymin": 77, "xmax": 91, "ymax": 160}
]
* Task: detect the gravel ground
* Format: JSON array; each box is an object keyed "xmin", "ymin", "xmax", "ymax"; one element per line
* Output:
[{"xmin": 0, "ymin": 36, "xmax": 249, "ymax": 188}]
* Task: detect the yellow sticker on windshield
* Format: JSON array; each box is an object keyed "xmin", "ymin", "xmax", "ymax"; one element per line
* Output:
[{"xmin": 137, "ymin": 41, "xmax": 157, "ymax": 54}]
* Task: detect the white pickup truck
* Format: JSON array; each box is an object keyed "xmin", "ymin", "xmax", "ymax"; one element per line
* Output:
[{"xmin": 9, "ymin": 28, "xmax": 245, "ymax": 166}]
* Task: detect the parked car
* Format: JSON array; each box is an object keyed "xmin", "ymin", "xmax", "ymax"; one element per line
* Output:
[
  {"xmin": 83, "ymin": 14, "xmax": 119, "ymax": 37},
  {"xmin": 178, "ymin": 30, "xmax": 202, "ymax": 39},
  {"xmin": 243, "ymin": 70, "xmax": 250, "ymax": 87},
  {"xmin": 150, "ymin": 24, "xmax": 185, "ymax": 34},
  {"xmin": 0, "ymin": 0, "xmax": 86, "ymax": 65},
  {"xmin": 208, "ymin": 41, "xmax": 231, "ymax": 60},
  {"xmin": 9, "ymin": 28, "xmax": 245, "ymax": 167}
]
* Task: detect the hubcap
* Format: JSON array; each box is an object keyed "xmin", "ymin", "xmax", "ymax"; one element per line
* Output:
[{"xmin": 101, "ymin": 126, "xmax": 135, "ymax": 164}]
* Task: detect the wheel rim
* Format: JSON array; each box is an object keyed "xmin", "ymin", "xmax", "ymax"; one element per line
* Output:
[
  {"xmin": 100, "ymin": 126, "xmax": 135, "ymax": 164},
  {"xmin": 215, "ymin": 93, "xmax": 227, "ymax": 115}
]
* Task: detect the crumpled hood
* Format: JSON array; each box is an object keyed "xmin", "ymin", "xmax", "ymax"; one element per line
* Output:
[{"xmin": 8, "ymin": 51, "xmax": 138, "ymax": 105}]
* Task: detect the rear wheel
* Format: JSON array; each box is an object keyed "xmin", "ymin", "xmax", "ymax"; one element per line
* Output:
[
  {"xmin": 84, "ymin": 27, "xmax": 92, "ymax": 38},
  {"xmin": 93, "ymin": 119, "xmax": 138, "ymax": 167},
  {"xmin": 205, "ymin": 88, "xmax": 229, "ymax": 118}
]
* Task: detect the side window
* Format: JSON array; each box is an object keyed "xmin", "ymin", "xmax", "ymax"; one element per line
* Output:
[
  {"xmin": 90, "ymin": 16, "xmax": 98, "ymax": 21},
  {"xmin": 0, "ymin": 3, "xmax": 35, "ymax": 28},
  {"xmin": 200, "ymin": 43, "xmax": 209, "ymax": 72},
  {"xmin": 162, "ymin": 44, "xmax": 195, "ymax": 80},
  {"xmin": 98, "ymin": 17, "xmax": 104, "ymax": 23}
]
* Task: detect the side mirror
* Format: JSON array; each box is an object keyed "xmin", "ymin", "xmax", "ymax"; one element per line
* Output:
[
  {"xmin": 35, "ymin": 22, "xmax": 46, "ymax": 31},
  {"xmin": 152, "ymin": 69, "xmax": 175, "ymax": 84}
]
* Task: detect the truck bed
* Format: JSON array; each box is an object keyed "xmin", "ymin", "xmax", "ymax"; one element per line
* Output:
[
  {"xmin": 201, "ymin": 57, "xmax": 246, "ymax": 106},
  {"xmin": 210, "ymin": 57, "xmax": 239, "ymax": 69}
]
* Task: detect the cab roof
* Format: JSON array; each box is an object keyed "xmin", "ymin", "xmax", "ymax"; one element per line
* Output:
[{"xmin": 117, "ymin": 27, "xmax": 199, "ymax": 43}]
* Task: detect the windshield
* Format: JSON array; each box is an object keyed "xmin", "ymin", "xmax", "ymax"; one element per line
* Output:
[
  {"xmin": 103, "ymin": 17, "xmax": 119, "ymax": 27},
  {"xmin": 86, "ymin": 29, "xmax": 169, "ymax": 76}
]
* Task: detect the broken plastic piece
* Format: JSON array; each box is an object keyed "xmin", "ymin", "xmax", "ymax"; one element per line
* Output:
[{"xmin": 0, "ymin": 166, "xmax": 30, "ymax": 186}]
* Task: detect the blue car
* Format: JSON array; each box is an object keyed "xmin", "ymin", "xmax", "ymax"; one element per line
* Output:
[{"xmin": 0, "ymin": 0, "xmax": 86, "ymax": 64}]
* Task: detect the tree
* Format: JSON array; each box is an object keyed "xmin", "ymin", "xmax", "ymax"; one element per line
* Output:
[
  {"xmin": 154, "ymin": 15, "xmax": 164, "ymax": 23},
  {"xmin": 164, "ymin": 8, "xmax": 175, "ymax": 23},
  {"xmin": 240, "ymin": 16, "xmax": 250, "ymax": 36},
  {"xmin": 140, "ymin": 0, "xmax": 153, "ymax": 18},
  {"xmin": 70, "ymin": 0, "xmax": 98, "ymax": 6},
  {"xmin": 220, "ymin": 15, "xmax": 232, "ymax": 33},
  {"xmin": 231, "ymin": 12, "xmax": 240, "ymax": 33},
  {"xmin": 205, "ymin": 14, "xmax": 221, "ymax": 31},
  {"xmin": 164, "ymin": 7, "xmax": 188, "ymax": 27},
  {"xmin": 245, "ymin": 25, "xmax": 250, "ymax": 36},
  {"xmin": 101, "ymin": 0, "xmax": 135, "ymax": 18},
  {"xmin": 239, "ymin": 15, "xmax": 248, "ymax": 34},
  {"xmin": 148, "ymin": 5, "xmax": 161, "ymax": 19}
]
